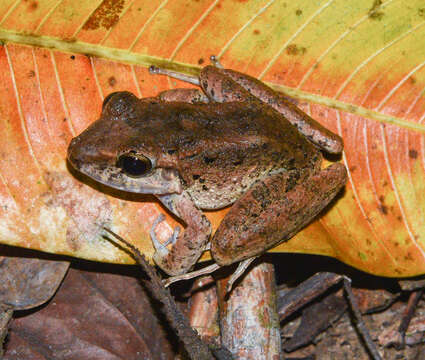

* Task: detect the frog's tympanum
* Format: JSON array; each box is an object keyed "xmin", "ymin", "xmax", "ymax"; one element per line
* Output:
[{"xmin": 68, "ymin": 60, "xmax": 347, "ymax": 285}]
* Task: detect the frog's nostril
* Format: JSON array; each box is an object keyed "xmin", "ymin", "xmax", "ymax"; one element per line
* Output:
[
  {"xmin": 67, "ymin": 149, "xmax": 80, "ymax": 169},
  {"xmin": 69, "ymin": 137, "xmax": 79, "ymax": 148},
  {"xmin": 67, "ymin": 137, "xmax": 86, "ymax": 167}
]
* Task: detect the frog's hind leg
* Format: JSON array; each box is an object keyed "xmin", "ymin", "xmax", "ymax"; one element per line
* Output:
[
  {"xmin": 209, "ymin": 55, "xmax": 224, "ymax": 68},
  {"xmin": 163, "ymin": 262, "xmax": 221, "ymax": 287},
  {"xmin": 225, "ymin": 256, "xmax": 258, "ymax": 292},
  {"xmin": 211, "ymin": 163, "xmax": 348, "ymax": 267},
  {"xmin": 219, "ymin": 67, "xmax": 343, "ymax": 154},
  {"xmin": 162, "ymin": 254, "xmax": 257, "ymax": 291},
  {"xmin": 149, "ymin": 65, "xmax": 200, "ymax": 85},
  {"xmin": 149, "ymin": 60, "xmax": 259, "ymax": 104}
]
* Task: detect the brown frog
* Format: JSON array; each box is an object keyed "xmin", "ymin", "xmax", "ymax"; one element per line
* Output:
[{"xmin": 67, "ymin": 58, "xmax": 347, "ymax": 285}]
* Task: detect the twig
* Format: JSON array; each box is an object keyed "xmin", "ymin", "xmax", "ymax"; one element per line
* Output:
[
  {"xmin": 398, "ymin": 289, "xmax": 423, "ymax": 348},
  {"xmin": 103, "ymin": 228, "xmax": 229, "ymax": 360},
  {"xmin": 343, "ymin": 278, "xmax": 382, "ymax": 360}
]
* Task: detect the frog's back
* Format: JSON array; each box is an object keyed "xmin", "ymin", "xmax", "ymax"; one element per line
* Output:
[{"xmin": 132, "ymin": 101, "xmax": 321, "ymax": 209}]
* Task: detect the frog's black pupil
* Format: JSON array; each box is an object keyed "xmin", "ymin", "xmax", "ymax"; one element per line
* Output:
[{"xmin": 118, "ymin": 154, "xmax": 151, "ymax": 177}]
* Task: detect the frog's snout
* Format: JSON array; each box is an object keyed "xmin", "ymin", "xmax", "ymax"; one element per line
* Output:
[
  {"xmin": 67, "ymin": 136, "xmax": 84, "ymax": 170},
  {"xmin": 68, "ymin": 136, "xmax": 80, "ymax": 150}
]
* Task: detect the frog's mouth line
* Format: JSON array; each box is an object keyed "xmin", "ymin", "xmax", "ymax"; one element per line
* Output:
[{"xmin": 74, "ymin": 162, "xmax": 183, "ymax": 195}]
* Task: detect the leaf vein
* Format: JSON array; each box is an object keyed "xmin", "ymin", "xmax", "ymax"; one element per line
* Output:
[
  {"xmin": 34, "ymin": 0, "xmax": 65, "ymax": 33},
  {"xmin": 128, "ymin": 0, "xmax": 169, "ymax": 51},
  {"xmin": 100, "ymin": 0, "xmax": 136, "ymax": 45},
  {"xmin": 169, "ymin": 0, "xmax": 219, "ymax": 60},
  {"xmin": 334, "ymin": 20, "xmax": 425, "ymax": 99},
  {"xmin": 50, "ymin": 51, "xmax": 75, "ymax": 136},
  {"xmin": 380, "ymin": 123, "xmax": 425, "ymax": 256},
  {"xmin": 217, "ymin": 0, "xmax": 276, "ymax": 60},
  {"xmin": 72, "ymin": 0, "xmax": 104, "ymax": 38},
  {"xmin": 0, "ymin": 0, "xmax": 21, "ymax": 26},
  {"xmin": 258, "ymin": 0, "xmax": 335, "ymax": 80}
]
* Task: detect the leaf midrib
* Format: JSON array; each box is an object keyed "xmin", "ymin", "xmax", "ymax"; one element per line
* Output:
[{"xmin": 1, "ymin": 28, "xmax": 423, "ymax": 133}]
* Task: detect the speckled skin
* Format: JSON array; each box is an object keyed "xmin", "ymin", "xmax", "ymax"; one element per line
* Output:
[{"xmin": 67, "ymin": 65, "xmax": 347, "ymax": 275}]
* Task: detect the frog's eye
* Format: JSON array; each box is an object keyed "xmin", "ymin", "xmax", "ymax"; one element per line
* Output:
[
  {"xmin": 102, "ymin": 91, "xmax": 139, "ymax": 117},
  {"xmin": 102, "ymin": 92, "xmax": 119, "ymax": 111},
  {"xmin": 117, "ymin": 152, "xmax": 152, "ymax": 177}
]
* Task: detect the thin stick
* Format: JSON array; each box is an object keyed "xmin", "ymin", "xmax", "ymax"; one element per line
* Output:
[
  {"xmin": 102, "ymin": 227, "xmax": 218, "ymax": 360},
  {"xmin": 343, "ymin": 278, "xmax": 382, "ymax": 360},
  {"xmin": 398, "ymin": 289, "xmax": 423, "ymax": 347}
]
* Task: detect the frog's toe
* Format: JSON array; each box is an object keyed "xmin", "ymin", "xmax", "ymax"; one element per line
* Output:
[
  {"xmin": 226, "ymin": 257, "xmax": 257, "ymax": 293},
  {"xmin": 163, "ymin": 226, "xmax": 180, "ymax": 247},
  {"xmin": 210, "ymin": 55, "xmax": 223, "ymax": 68},
  {"xmin": 163, "ymin": 263, "xmax": 221, "ymax": 287},
  {"xmin": 150, "ymin": 214, "xmax": 181, "ymax": 257},
  {"xmin": 150, "ymin": 214, "xmax": 168, "ymax": 255}
]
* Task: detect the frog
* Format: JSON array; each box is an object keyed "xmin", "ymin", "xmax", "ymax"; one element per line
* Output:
[{"xmin": 67, "ymin": 57, "xmax": 347, "ymax": 286}]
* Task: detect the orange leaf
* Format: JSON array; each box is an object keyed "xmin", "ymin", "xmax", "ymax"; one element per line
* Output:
[{"xmin": 0, "ymin": 0, "xmax": 424, "ymax": 277}]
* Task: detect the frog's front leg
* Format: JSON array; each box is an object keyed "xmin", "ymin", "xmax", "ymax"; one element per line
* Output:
[
  {"xmin": 152, "ymin": 192, "xmax": 212, "ymax": 276},
  {"xmin": 211, "ymin": 163, "xmax": 348, "ymax": 266}
]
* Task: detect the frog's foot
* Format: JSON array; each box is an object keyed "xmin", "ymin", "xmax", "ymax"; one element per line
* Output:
[
  {"xmin": 149, "ymin": 65, "xmax": 200, "ymax": 85},
  {"xmin": 226, "ymin": 257, "xmax": 257, "ymax": 292},
  {"xmin": 163, "ymin": 256, "xmax": 257, "ymax": 291},
  {"xmin": 163, "ymin": 263, "xmax": 221, "ymax": 287},
  {"xmin": 150, "ymin": 214, "xmax": 181, "ymax": 258},
  {"xmin": 209, "ymin": 55, "xmax": 224, "ymax": 69}
]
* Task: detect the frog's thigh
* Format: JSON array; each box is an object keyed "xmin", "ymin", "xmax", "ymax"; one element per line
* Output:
[
  {"xmin": 211, "ymin": 163, "xmax": 347, "ymax": 266},
  {"xmin": 221, "ymin": 68, "xmax": 343, "ymax": 154},
  {"xmin": 158, "ymin": 88, "xmax": 209, "ymax": 103}
]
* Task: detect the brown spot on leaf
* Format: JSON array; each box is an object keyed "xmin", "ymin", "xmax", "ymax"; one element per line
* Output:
[
  {"xmin": 409, "ymin": 149, "xmax": 418, "ymax": 159},
  {"xmin": 108, "ymin": 76, "xmax": 117, "ymax": 87},
  {"xmin": 349, "ymin": 166, "xmax": 357, "ymax": 173},
  {"xmin": 418, "ymin": 8, "xmax": 425, "ymax": 18},
  {"xmin": 83, "ymin": 0, "xmax": 125, "ymax": 30},
  {"xmin": 295, "ymin": 9, "xmax": 302, "ymax": 16},
  {"xmin": 28, "ymin": 70, "xmax": 35, "ymax": 78},
  {"xmin": 27, "ymin": 1, "xmax": 38, "ymax": 11},
  {"xmin": 405, "ymin": 252, "xmax": 414, "ymax": 261},
  {"xmin": 379, "ymin": 205, "xmax": 388, "ymax": 214},
  {"xmin": 286, "ymin": 44, "xmax": 307, "ymax": 56},
  {"xmin": 253, "ymin": 29, "xmax": 260, "ymax": 35},
  {"xmin": 198, "ymin": 58, "xmax": 204, "ymax": 65},
  {"xmin": 369, "ymin": 0, "xmax": 384, "ymax": 20}
]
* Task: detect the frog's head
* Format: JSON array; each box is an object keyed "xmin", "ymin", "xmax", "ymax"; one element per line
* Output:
[{"xmin": 67, "ymin": 91, "xmax": 182, "ymax": 194}]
